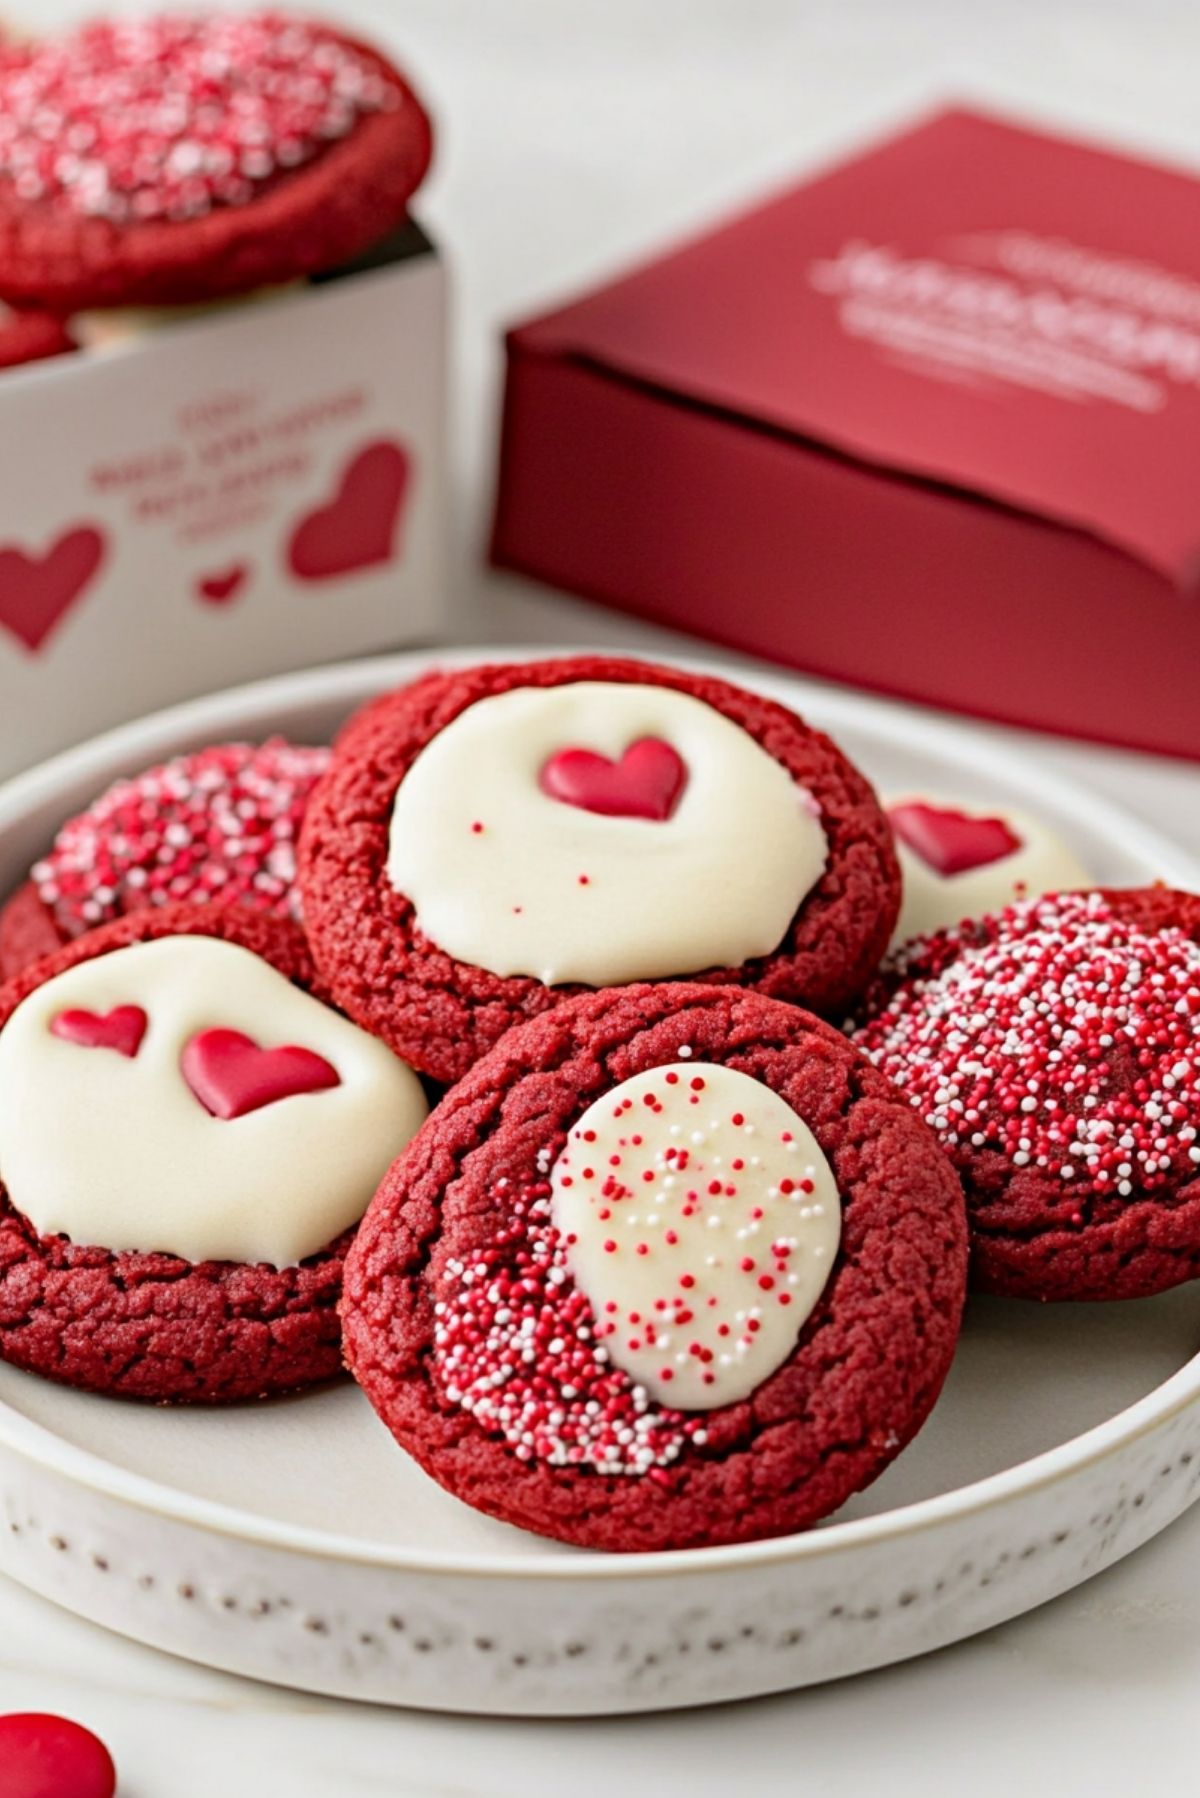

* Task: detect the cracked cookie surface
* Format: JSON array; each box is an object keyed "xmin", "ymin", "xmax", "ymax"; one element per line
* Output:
[
  {"xmin": 343, "ymin": 983, "xmax": 966, "ymax": 1551},
  {"xmin": 0, "ymin": 903, "xmax": 353, "ymax": 1403},
  {"xmin": 299, "ymin": 656, "xmax": 900, "ymax": 1086}
]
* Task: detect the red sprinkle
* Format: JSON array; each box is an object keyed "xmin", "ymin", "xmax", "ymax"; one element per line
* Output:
[{"xmin": 433, "ymin": 1179, "xmax": 699, "ymax": 1476}]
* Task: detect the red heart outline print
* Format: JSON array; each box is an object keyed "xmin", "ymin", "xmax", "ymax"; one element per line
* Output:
[
  {"xmin": 196, "ymin": 563, "xmax": 250, "ymax": 605},
  {"xmin": 181, "ymin": 1027, "xmax": 341, "ymax": 1120},
  {"xmin": 889, "ymin": 801, "xmax": 1022, "ymax": 877},
  {"xmin": 539, "ymin": 738, "xmax": 688, "ymax": 821},
  {"xmin": 50, "ymin": 1005, "xmax": 148, "ymax": 1058},
  {"xmin": 0, "ymin": 523, "xmax": 106, "ymax": 652},
  {"xmin": 287, "ymin": 439, "xmax": 411, "ymax": 581}
]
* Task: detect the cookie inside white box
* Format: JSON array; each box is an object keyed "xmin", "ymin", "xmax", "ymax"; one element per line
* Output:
[{"xmin": 0, "ymin": 225, "xmax": 446, "ymax": 776}]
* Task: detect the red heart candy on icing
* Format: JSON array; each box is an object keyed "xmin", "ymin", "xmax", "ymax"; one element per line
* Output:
[
  {"xmin": 539, "ymin": 738, "xmax": 687, "ymax": 822},
  {"xmin": 50, "ymin": 1004, "xmax": 148, "ymax": 1058},
  {"xmin": 889, "ymin": 801, "xmax": 1022, "ymax": 877},
  {"xmin": 181, "ymin": 1027, "xmax": 340, "ymax": 1120},
  {"xmin": 0, "ymin": 1713, "xmax": 117, "ymax": 1798}
]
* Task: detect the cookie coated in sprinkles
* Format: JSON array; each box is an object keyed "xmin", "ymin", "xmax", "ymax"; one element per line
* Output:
[
  {"xmin": 32, "ymin": 739, "xmax": 330, "ymax": 936},
  {"xmin": 434, "ymin": 1174, "xmax": 703, "ymax": 1478},
  {"xmin": 0, "ymin": 12, "xmax": 404, "ymax": 225},
  {"xmin": 342, "ymin": 980, "xmax": 968, "ymax": 1550},
  {"xmin": 434, "ymin": 1058, "xmax": 844, "ymax": 1470},
  {"xmin": 854, "ymin": 891, "xmax": 1200, "ymax": 1198}
]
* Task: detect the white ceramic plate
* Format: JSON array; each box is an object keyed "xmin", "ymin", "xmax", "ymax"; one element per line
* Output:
[{"xmin": 0, "ymin": 649, "xmax": 1198, "ymax": 1718}]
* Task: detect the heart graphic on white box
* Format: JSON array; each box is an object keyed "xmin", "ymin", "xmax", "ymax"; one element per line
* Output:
[{"xmin": 0, "ymin": 523, "xmax": 106, "ymax": 653}]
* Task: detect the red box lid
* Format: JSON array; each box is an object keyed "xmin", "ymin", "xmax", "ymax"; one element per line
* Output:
[{"xmin": 513, "ymin": 107, "xmax": 1200, "ymax": 586}]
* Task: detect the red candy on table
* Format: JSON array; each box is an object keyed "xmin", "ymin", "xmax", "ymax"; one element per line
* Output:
[{"xmin": 0, "ymin": 1713, "xmax": 116, "ymax": 1798}]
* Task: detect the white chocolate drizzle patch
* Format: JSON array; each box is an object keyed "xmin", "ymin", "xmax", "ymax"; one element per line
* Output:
[
  {"xmin": 0, "ymin": 936, "xmax": 428, "ymax": 1267},
  {"xmin": 386, "ymin": 681, "xmax": 828, "ymax": 987},
  {"xmin": 551, "ymin": 1063, "xmax": 841, "ymax": 1409}
]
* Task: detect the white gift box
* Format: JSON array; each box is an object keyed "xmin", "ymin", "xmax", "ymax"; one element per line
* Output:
[{"xmin": 0, "ymin": 224, "xmax": 446, "ymax": 776}]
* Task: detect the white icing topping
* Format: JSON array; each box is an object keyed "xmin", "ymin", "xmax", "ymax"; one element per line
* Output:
[
  {"xmin": 386, "ymin": 681, "xmax": 828, "ymax": 987},
  {"xmin": 550, "ymin": 1063, "xmax": 841, "ymax": 1409},
  {"xmin": 889, "ymin": 791, "xmax": 1090, "ymax": 946},
  {"xmin": 0, "ymin": 936, "xmax": 428, "ymax": 1267}
]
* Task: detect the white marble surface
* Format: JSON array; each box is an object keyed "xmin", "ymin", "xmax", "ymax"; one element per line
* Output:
[{"xmin": 5, "ymin": 0, "xmax": 1200, "ymax": 1790}]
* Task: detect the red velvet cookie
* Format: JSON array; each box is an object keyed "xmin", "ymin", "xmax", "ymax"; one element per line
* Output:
[
  {"xmin": 0, "ymin": 12, "xmax": 433, "ymax": 309},
  {"xmin": 0, "ymin": 738, "xmax": 330, "ymax": 979},
  {"xmin": 0, "ymin": 901, "xmax": 427, "ymax": 1402},
  {"xmin": 851, "ymin": 888, "xmax": 1200, "ymax": 1301},
  {"xmin": 0, "ymin": 305, "xmax": 74, "ymax": 368},
  {"xmin": 300, "ymin": 656, "xmax": 900, "ymax": 1086},
  {"xmin": 343, "ymin": 982, "xmax": 966, "ymax": 1551}
]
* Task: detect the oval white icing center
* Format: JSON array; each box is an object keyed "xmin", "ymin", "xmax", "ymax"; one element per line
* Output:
[
  {"xmin": 0, "ymin": 935, "xmax": 428, "ymax": 1267},
  {"xmin": 386, "ymin": 681, "xmax": 828, "ymax": 987},
  {"xmin": 550, "ymin": 1062, "xmax": 841, "ymax": 1410}
]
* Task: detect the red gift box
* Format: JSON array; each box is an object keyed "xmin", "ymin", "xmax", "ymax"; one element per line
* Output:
[{"xmin": 491, "ymin": 106, "xmax": 1200, "ymax": 759}]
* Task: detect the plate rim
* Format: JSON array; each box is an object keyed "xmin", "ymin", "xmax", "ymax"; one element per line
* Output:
[{"xmin": 2, "ymin": 644, "xmax": 1198, "ymax": 1583}]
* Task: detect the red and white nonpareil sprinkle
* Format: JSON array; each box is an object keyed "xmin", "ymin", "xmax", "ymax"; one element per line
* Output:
[
  {"xmin": 32, "ymin": 739, "xmax": 330, "ymax": 936},
  {"xmin": 432, "ymin": 1061, "xmax": 844, "ymax": 1473},
  {"xmin": 853, "ymin": 892, "xmax": 1200, "ymax": 1198},
  {"xmin": 0, "ymin": 12, "xmax": 402, "ymax": 225},
  {"xmin": 433, "ymin": 1177, "xmax": 704, "ymax": 1477}
]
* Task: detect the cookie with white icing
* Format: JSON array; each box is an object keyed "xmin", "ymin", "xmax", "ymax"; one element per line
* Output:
[
  {"xmin": 0, "ymin": 903, "xmax": 427, "ymax": 1402},
  {"xmin": 888, "ymin": 792, "xmax": 1089, "ymax": 947},
  {"xmin": 342, "ymin": 982, "xmax": 966, "ymax": 1551},
  {"xmin": 299, "ymin": 656, "xmax": 900, "ymax": 1085}
]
